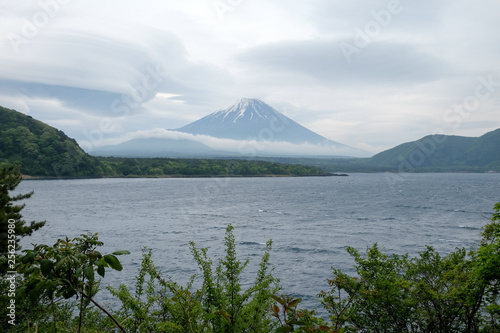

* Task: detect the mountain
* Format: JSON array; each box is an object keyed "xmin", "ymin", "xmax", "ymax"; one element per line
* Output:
[
  {"xmin": 175, "ymin": 98, "xmax": 337, "ymax": 145},
  {"xmin": 0, "ymin": 105, "xmax": 101, "ymax": 177},
  {"xmin": 96, "ymin": 98, "xmax": 370, "ymax": 158},
  {"xmin": 367, "ymin": 129, "xmax": 500, "ymax": 171},
  {"xmin": 0, "ymin": 105, "xmax": 331, "ymax": 177}
]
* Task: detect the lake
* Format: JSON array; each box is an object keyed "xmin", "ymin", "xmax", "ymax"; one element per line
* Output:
[{"xmin": 17, "ymin": 173, "xmax": 500, "ymax": 310}]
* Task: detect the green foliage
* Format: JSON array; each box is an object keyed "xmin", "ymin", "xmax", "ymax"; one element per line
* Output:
[
  {"xmin": 0, "ymin": 106, "xmax": 102, "ymax": 177},
  {"xmin": 109, "ymin": 248, "xmax": 209, "ymax": 332},
  {"xmin": 17, "ymin": 233, "xmax": 129, "ymax": 332},
  {"xmin": 109, "ymin": 224, "xmax": 279, "ymax": 332},
  {"xmin": 0, "ymin": 164, "xmax": 45, "ymax": 273},
  {"xmin": 96, "ymin": 156, "xmax": 331, "ymax": 177},
  {"xmin": 316, "ymin": 203, "xmax": 500, "ymax": 332},
  {"xmin": 271, "ymin": 294, "xmax": 331, "ymax": 333},
  {"xmin": 474, "ymin": 202, "xmax": 500, "ymax": 331},
  {"xmin": 190, "ymin": 224, "xmax": 279, "ymax": 332}
]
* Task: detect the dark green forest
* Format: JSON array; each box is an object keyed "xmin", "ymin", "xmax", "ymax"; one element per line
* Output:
[
  {"xmin": 96, "ymin": 156, "xmax": 330, "ymax": 177},
  {"xmin": 0, "ymin": 106, "xmax": 101, "ymax": 177}
]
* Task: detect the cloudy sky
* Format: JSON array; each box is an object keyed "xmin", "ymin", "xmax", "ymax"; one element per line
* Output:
[{"xmin": 0, "ymin": 0, "xmax": 499, "ymax": 155}]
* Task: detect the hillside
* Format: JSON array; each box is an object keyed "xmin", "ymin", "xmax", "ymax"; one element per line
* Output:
[
  {"xmin": 367, "ymin": 129, "xmax": 500, "ymax": 171},
  {"xmin": 0, "ymin": 105, "xmax": 102, "ymax": 177}
]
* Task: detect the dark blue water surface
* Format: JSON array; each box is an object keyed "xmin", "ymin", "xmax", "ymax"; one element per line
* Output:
[{"xmin": 17, "ymin": 173, "xmax": 500, "ymax": 310}]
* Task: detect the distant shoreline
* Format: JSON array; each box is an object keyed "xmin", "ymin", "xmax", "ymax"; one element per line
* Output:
[
  {"xmin": 20, "ymin": 171, "xmax": 499, "ymax": 181},
  {"xmin": 21, "ymin": 173, "xmax": 340, "ymax": 180}
]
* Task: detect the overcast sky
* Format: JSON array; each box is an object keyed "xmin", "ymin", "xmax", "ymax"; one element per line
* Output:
[{"xmin": 0, "ymin": 0, "xmax": 499, "ymax": 154}]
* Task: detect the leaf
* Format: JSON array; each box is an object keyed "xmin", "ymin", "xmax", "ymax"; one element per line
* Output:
[
  {"xmin": 40, "ymin": 259, "xmax": 54, "ymax": 277},
  {"xmin": 33, "ymin": 280, "xmax": 46, "ymax": 298},
  {"xmin": 96, "ymin": 262, "xmax": 105, "ymax": 277},
  {"xmin": 63, "ymin": 287, "xmax": 77, "ymax": 299},
  {"xmin": 83, "ymin": 265, "xmax": 94, "ymax": 282},
  {"xmin": 112, "ymin": 250, "xmax": 131, "ymax": 255},
  {"xmin": 203, "ymin": 313, "xmax": 215, "ymax": 321},
  {"xmin": 319, "ymin": 325, "xmax": 331, "ymax": 331},
  {"xmin": 276, "ymin": 326, "xmax": 293, "ymax": 332},
  {"xmin": 55, "ymin": 257, "xmax": 68, "ymax": 272},
  {"xmin": 289, "ymin": 298, "xmax": 300, "ymax": 308},
  {"xmin": 45, "ymin": 280, "xmax": 55, "ymax": 299},
  {"xmin": 272, "ymin": 294, "xmax": 286, "ymax": 305},
  {"xmin": 103, "ymin": 254, "xmax": 123, "ymax": 271},
  {"xmin": 218, "ymin": 310, "xmax": 232, "ymax": 321},
  {"xmin": 21, "ymin": 251, "xmax": 37, "ymax": 264},
  {"xmin": 87, "ymin": 250, "xmax": 102, "ymax": 261},
  {"xmin": 273, "ymin": 304, "xmax": 280, "ymax": 314}
]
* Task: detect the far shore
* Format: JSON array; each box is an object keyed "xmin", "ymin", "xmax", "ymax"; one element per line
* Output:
[{"xmin": 21, "ymin": 173, "xmax": 340, "ymax": 180}]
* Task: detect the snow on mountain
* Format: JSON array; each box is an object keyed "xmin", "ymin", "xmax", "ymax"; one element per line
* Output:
[
  {"xmin": 175, "ymin": 98, "xmax": 343, "ymax": 146},
  {"xmin": 93, "ymin": 98, "xmax": 371, "ymax": 158}
]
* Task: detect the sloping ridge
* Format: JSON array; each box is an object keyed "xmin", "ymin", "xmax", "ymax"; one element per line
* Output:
[
  {"xmin": 0, "ymin": 105, "xmax": 101, "ymax": 177},
  {"xmin": 368, "ymin": 129, "xmax": 500, "ymax": 169}
]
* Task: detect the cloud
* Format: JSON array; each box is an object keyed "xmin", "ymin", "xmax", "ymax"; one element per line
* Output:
[
  {"xmin": 87, "ymin": 128, "xmax": 371, "ymax": 157},
  {"xmin": 237, "ymin": 39, "xmax": 453, "ymax": 86},
  {"xmin": 0, "ymin": 0, "xmax": 499, "ymax": 154}
]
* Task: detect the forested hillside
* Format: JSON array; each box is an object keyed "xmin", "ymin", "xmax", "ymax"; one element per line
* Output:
[
  {"xmin": 366, "ymin": 129, "xmax": 500, "ymax": 172},
  {"xmin": 0, "ymin": 106, "xmax": 101, "ymax": 177}
]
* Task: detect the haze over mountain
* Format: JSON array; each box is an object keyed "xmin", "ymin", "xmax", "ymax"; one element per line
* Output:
[
  {"xmin": 94, "ymin": 98, "xmax": 370, "ymax": 158},
  {"xmin": 93, "ymin": 137, "xmax": 222, "ymax": 158}
]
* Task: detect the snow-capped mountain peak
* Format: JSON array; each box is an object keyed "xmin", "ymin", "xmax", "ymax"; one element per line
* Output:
[
  {"xmin": 210, "ymin": 98, "xmax": 281, "ymax": 124},
  {"xmin": 174, "ymin": 98, "xmax": 368, "ymax": 158},
  {"xmin": 96, "ymin": 98, "xmax": 371, "ymax": 158}
]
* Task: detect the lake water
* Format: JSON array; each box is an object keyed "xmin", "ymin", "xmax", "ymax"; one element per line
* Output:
[{"xmin": 16, "ymin": 173, "xmax": 500, "ymax": 311}]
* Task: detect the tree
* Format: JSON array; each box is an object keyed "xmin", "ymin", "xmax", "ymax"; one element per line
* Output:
[
  {"xmin": 474, "ymin": 202, "xmax": 500, "ymax": 331},
  {"xmin": 17, "ymin": 233, "xmax": 130, "ymax": 332},
  {"xmin": 311, "ymin": 202, "xmax": 500, "ymax": 333},
  {"xmin": 0, "ymin": 164, "xmax": 45, "ymax": 274}
]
